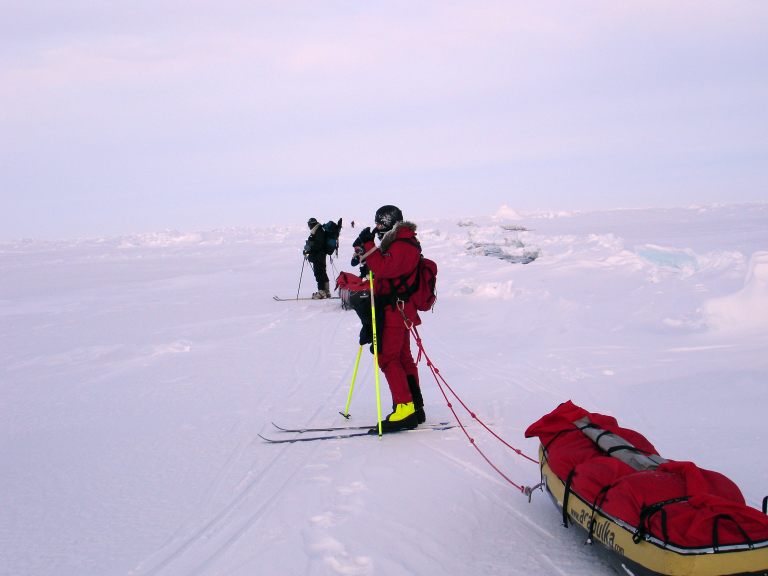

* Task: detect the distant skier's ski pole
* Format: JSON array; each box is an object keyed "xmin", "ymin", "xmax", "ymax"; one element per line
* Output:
[
  {"xmin": 339, "ymin": 345, "xmax": 363, "ymax": 419},
  {"xmin": 369, "ymin": 271, "xmax": 383, "ymax": 437},
  {"xmin": 296, "ymin": 256, "xmax": 307, "ymax": 300}
]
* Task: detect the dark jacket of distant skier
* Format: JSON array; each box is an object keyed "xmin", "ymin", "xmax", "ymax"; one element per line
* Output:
[
  {"xmin": 304, "ymin": 218, "xmax": 330, "ymax": 299},
  {"xmin": 352, "ymin": 204, "xmax": 425, "ymax": 433}
]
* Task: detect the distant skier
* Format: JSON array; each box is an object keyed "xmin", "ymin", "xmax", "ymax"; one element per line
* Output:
[
  {"xmin": 352, "ymin": 205, "xmax": 425, "ymax": 432},
  {"xmin": 303, "ymin": 218, "xmax": 330, "ymax": 299}
]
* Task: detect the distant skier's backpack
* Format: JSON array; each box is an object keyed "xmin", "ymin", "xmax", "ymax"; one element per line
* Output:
[{"xmin": 323, "ymin": 218, "xmax": 343, "ymax": 256}]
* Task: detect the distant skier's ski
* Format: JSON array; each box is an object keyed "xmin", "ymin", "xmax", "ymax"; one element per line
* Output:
[
  {"xmin": 273, "ymin": 295, "xmax": 341, "ymax": 302},
  {"xmin": 272, "ymin": 421, "xmax": 452, "ymax": 434},
  {"xmin": 259, "ymin": 423, "xmax": 456, "ymax": 444}
]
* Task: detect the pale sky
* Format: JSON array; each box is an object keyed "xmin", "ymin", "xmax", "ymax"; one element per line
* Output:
[{"xmin": 2, "ymin": 1, "xmax": 767, "ymax": 240}]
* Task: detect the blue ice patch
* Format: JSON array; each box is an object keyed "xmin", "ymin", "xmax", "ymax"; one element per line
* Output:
[{"xmin": 636, "ymin": 245, "xmax": 699, "ymax": 271}]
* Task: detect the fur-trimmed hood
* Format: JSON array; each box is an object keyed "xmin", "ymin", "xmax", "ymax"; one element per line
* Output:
[{"xmin": 379, "ymin": 221, "xmax": 418, "ymax": 252}]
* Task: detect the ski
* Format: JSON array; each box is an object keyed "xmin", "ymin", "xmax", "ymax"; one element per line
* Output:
[
  {"xmin": 273, "ymin": 295, "xmax": 341, "ymax": 302},
  {"xmin": 259, "ymin": 423, "xmax": 456, "ymax": 444},
  {"xmin": 259, "ymin": 430, "xmax": 371, "ymax": 443},
  {"xmin": 272, "ymin": 420, "xmax": 452, "ymax": 434}
]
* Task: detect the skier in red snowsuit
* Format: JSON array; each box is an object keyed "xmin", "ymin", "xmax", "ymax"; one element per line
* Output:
[{"xmin": 352, "ymin": 205, "xmax": 425, "ymax": 432}]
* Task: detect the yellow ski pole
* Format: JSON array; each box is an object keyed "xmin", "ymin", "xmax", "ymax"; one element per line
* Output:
[
  {"xmin": 339, "ymin": 345, "xmax": 364, "ymax": 419},
  {"xmin": 369, "ymin": 270, "xmax": 383, "ymax": 436}
]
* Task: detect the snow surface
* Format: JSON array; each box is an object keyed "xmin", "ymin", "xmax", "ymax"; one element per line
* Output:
[{"xmin": 2, "ymin": 204, "xmax": 767, "ymax": 576}]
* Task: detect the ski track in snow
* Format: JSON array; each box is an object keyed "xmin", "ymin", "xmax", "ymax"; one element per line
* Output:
[
  {"xmin": 131, "ymin": 300, "xmax": 375, "ymax": 576},
  {"xmin": 134, "ymin": 431, "xmax": 323, "ymax": 575}
]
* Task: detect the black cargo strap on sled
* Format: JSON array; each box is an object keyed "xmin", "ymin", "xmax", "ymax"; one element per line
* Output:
[
  {"xmin": 713, "ymin": 514, "xmax": 754, "ymax": 551},
  {"xmin": 606, "ymin": 444, "xmax": 647, "ymax": 456},
  {"xmin": 562, "ymin": 469, "xmax": 577, "ymax": 528},
  {"xmin": 543, "ymin": 428, "xmax": 578, "ymax": 454},
  {"xmin": 633, "ymin": 496, "xmax": 690, "ymax": 545},
  {"xmin": 763, "ymin": 496, "xmax": 768, "ymax": 515},
  {"xmin": 586, "ymin": 483, "xmax": 616, "ymax": 545},
  {"xmin": 576, "ymin": 421, "xmax": 599, "ymax": 431},
  {"xmin": 594, "ymin": 429, "xmax": 613, "ymax": 444},
  {"xmin": 577, "ymin": 422, "xmax": 650, "ymax": 457}
]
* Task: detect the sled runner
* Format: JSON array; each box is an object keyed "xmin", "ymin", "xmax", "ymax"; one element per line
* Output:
[{"xmin": 526, "ymin": 401, "xmax": 768, "ymax": 576}]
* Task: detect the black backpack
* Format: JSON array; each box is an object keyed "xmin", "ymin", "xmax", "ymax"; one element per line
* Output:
[{"xmin": 322, "ymin": 218, "xmax": 342, "ymax": 255}]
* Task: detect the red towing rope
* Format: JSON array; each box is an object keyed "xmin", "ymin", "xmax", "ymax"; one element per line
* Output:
[{"xmin": 399, "ymin": 304, "xmax": 540, "ymax": 496}]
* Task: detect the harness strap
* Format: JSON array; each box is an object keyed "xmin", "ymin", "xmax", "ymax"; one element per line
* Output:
[{"xmin": 364, "ymin": 237, "xmax": 421, "ymax": 309}]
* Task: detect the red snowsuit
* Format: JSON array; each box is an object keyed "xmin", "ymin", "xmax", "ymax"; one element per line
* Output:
[{"xmin": 360, "ymin": 222, "xmax": 422, "ymax": 405}]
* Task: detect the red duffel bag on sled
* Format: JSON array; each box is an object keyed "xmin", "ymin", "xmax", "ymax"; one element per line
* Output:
[{"xmin": 525, "ymin": 400, "xmax": 768, "ymax": 576}]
